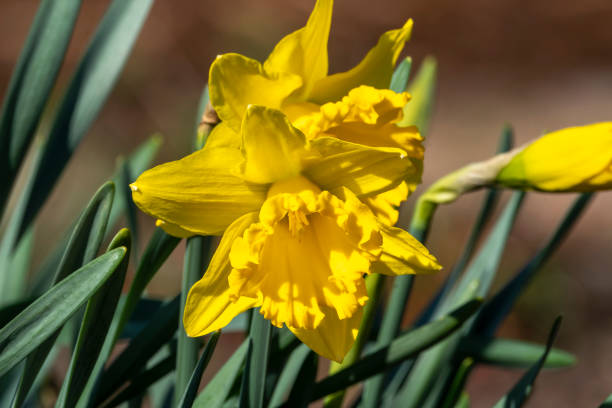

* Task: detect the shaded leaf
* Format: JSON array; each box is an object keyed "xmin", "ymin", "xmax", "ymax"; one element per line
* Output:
[
  {"xmin": 0, "ymin": 248, "xmax": 126, "ymax": 377},
  {"xmin": 177, "ymin": 332, "xmax": 221, "ymax": 408}
]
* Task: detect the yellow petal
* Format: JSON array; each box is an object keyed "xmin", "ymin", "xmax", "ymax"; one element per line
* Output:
[
  {"xmin": 240, "ymin": 105, "xmax": 315, "ymax": 184},
  {"xmin": 497, "ymin": 122, "xmax": 612, "ymax": 191},
  {"xmin": 264, "ymin": 0, "xmax": 333, "ymax": 99},
  {"xmin": 305, "ymin": 136, "xmax": 419, "ymax": 198},
  {"xmin": 289, "ymin": 306, "xmax": 363, "ymax": 363},
  {"xmin": 228, "ymin": 177, "xmax": 376, "ymax": 330},
  {"xmin": 204, "ymin": 121, "xmax": 241, "ymax": 150},
  {"xmin": 209, "ymin": 53, "xmax": 302, "ymax": 132},
  {"xmin": 373, "ymin": 222, "xmax": 441, "ymax": 275},
  {"xmin": 131, "ymin": 146, "xmax": 267, "ymax": 236},
  {"xmin": 362, "ymin": 181, "xmax": 412, "ymax": 226},
  {"xmin": 183, "ymin": 212, "xmax": 260, "ymax": 337},
  {"xmin": 308, "ymin": 19, "xmax": 413, "ymax": 104},
  {"xmin": 155, "ymin": 220, "xmax": 193, "ymax": 239}
]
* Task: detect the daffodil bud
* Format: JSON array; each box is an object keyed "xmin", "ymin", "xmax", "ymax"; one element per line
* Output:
[{"xmin": 496, "ymin": 122, "xmax": 612, "ymax": 192}]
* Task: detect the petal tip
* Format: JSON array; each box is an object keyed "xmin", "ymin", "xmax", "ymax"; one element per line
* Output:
[{"xmin": 129, "ymin": 183, "xmax": 138, "ymax": 192}]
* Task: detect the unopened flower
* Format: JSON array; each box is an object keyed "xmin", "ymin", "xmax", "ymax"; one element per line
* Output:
[
  {"xmin": 131, "ymin": 106, "xmax": 440, "ymax": 362},
  {"xmin": 207, "ymin": 0, "xmax": 423, "ymax": 225},
  {"xmin": 497, "ymin": 122, "xmax": 612, "ymax": 191}
]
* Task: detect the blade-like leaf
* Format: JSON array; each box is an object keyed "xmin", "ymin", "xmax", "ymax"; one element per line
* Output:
[
  {"xmin": 396, "ymin": 193, "xmax": 524, "ymax": 408},
  {"xmin": 11, "ymin": 181, "xmax": 114, "ymax": 406},
  {"xmin": 0, "ymin": 248, "xmax": 126, "ymax": 377},
  {"xmin": 177, "ymin": 332, "xmax": 221, "ymax": 408},
  {"xmin": 459, "ymin": 336, "xmax": 575, "ymax": 369},
  {"xmin": 390, "ymin": 57, "xmax": 412, "ymax": 93},
  {"xmin": 268, "ymin": 344, "xmax": 312, "ymax": 408},
  {"xmin": 94, "ymin": 296, "xmax": 179, "ymax": 405},
  {"xmin": 16, "ymin": 0, "xmax": 154, "ymax": 239},
  {"xmin": 176, "ymin": 236, "xmax": 212, "ymax": 405},
  {"xmin": 492, "ymin": 317, "xmax": 562, "ymax": 408},
  {"xmin": 0, "ymin": 0, "xmax": 82, "ymax": 210},
  {"xmin": 307, "ymin": 299, "xmax": 481, "ymax": 402},
  {"xmin": 474, "ymin": 193, "xmax": 593, "ymax": 337},
  {"xmin": 600, "ymin": 393, "xmax": 612, "ymax": 408},
  {"xmin": 193, "ymin": 339, "xmax": 249, "ymax": 408},
  {"xmin": 285, "ymin": 352, "xmax": 318, "ymax": 408},
  {"xmin": 398, "ymin": 56, "xmax": 437, "ymax": 136},
  {"xmin": 240, "ymin": 312, "xmax": 272, "ymax": 408},
  {"xmin": 101, "ymin": 349, "xmax": 176, "ymax": 408},
  {"xmin": 415, "ymin": 126, "xmax": 513, "ymax": 327},
  {"xmin": 55, "ymin": 229, "xmax": 131, "ymax": 408}
]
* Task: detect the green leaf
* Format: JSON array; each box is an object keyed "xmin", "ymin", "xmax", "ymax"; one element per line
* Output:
[
  {"xmin": 398, "ymin": 56, "xmax": 437, "ymax": 137},
  {"xmin": 308, "ymin": 299, "xmax": 482, "ymax": 402},
  {"xmin": 0, "ymin": 248, "xmax": 126, "ymax": 377},
  {"xmin": 108, "ymin": 134, "xmax": 162, "ymax": 229},
  {"xmin": 474, "ymin": 193, "xmax": 593, "ymax": 337},
  {"xmin": 268, "ymin": 344, "xmax": 312, "ymax": 408},
  {"xmin": 55, "ymin": 229, "xmax": 131, "ymax": 408},
  {"xmin": 30, "ymin": 134, "xmax": 161, "ymax": 296},
  {"xmin": 94, "ymin": 296, "xmax": 179, "ymax": 405},
  {"xmin": 240, "ymin": 312, "xmax": 271, "ymax": 408},
  {"xmin": 600, "ymin": 393, "xmax": 612, "ymax": 408},
  {"xmin": 117, "ymin": 228, "xmax": 181, "ymax": 336},
  {"xmin": 16, "ymin": 0, "xmax": 154, "ymax": 239},
  {"xmin": 3, "ymin": 227, "xmax": 34, "ymax": 305},
  {"xmin": 390, "ymin": 57, "xmax": 412, "ymax": 93},
  {"xmin": 177, "ymin": 332, "xmax": 221, "ymax": 408},
  {"xmin": 459, "ymin": 336, "xmax": 575, "ymax": 369},
  {"xmin": 396, "ymin": 193, "xmax": 524, "ymax": 408},
  {"xmin": 194, "ymin": 339, "xmax": 249, "ymax": 408},
  {"xmin": 11, "ymin": 181, "xmax": 114, "ymax": 407},
  {"xmin": 492, "ymin": 317, "xmax": 562, "ymax": 408},
  {"xmin": 101, "ymin": 348, "xmax": 176, "ymax": 408},
  {"xmin": 117, "ymin": 159, "xmax": 139, "ymax": 260},
  {"xmin": 176, "ymin": 236, "xmax": 212, "ymax": 405},
  {"xmin": 285, "ymin": 352, "xmax": 318, "ymax": 408},
  {"xmin": 439, "ymin": 358, "xmax": 474, "ymax": 408},
  {"xmin": 75, "ymin": 228, "xmax": 179, "ymax": 408},
  {"xmin": 0, "ymin": 0, "xmax": 82, "ymax": 210}
]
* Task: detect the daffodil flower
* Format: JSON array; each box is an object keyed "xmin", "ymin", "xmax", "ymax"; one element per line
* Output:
[
  {"xmin": 131, "ymin": 106, "xmax": 440, "ymax": 361},
  {"xmin": 207, "ymin": 0, "xmax": 422, "ymax": 225},
  {"xmin": 497, "ymin": 122, "xmax": 612, "ymax": 191}
]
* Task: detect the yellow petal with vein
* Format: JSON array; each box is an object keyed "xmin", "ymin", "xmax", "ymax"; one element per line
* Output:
[
  {"xmin": 209, "ymin": 53, "xmax": 302, "ymax": 132},
  {"xmin": 289, "ymin": 306, "xmax": 363, "ymax": 363},
  {"xmin": 308, "ymin": 19, "xmax": 413, "ymax": 104},
  {"xmin": 183, "ymin": 212, "xmax": 260, "ymax": 337},
  {"xmin": 155, "ymin": 220, "xmax": 193, "ymax": 239},
  {"xmin": 264, "ymin": 0, "xmax": 333, "ymax": 99},
  {"xmin": 305, "ymin": 137, "xmax": 419, "ymax": 198},
  {"xmin": 240, "ymin": 105, "xmax": 315, "ymax": 184},
  {"xmin": 131, "ymin": 146, "xmax": 267, "ymax": 236},
  {"xmin": 373, "ymin": 222, "xmax": 441, "ymax": 275}
]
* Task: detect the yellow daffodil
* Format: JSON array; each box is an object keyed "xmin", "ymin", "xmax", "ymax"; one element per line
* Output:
[
  {"xmin": 497, "ymin": 122, "xmax": 612, "ymax": 191},
  {"xmin": 207, "ymin": 0, "xmax": 423, "ymax": 225},
  {"xmin": 131, "ymin": 106, "xmax": 440, "ymax": 362}
]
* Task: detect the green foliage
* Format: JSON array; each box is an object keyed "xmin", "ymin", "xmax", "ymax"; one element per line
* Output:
[{"xmin": 0, "ymin": 2, "xmax": 591, "ymax": 407}]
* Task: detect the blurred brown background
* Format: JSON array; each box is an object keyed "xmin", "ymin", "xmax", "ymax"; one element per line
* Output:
[{"xmin": 2, "ymin": 0, "xmax": 612, "ymax": 406}]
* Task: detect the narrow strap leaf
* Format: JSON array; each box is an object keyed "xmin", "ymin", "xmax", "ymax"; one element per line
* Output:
[
  {"xmin": 193, "ymin": 339, "xmax": 249, "ymax": 408},
  {"xmin": 389, "ymin": 57, "xmax": 412, "ymax": 93},
  {"xmin": 94, "ymin": 296, "xmax": 179, "ymax": 405},
  {"xmin": 0, "ymin": 0, "xmax": 82, "ymax": 212},
  {"xmin": 492, "ymin": 317, "xmax": 563, "ymax": 408},
  {"xmin": 308, "ymin": 299, "xmax": 481, "ymax": 402},
  {"xmin": 176, "ymin": 332, "xmax": 221, "ymax": 408},
  {"xmin": 176, "ymin": 236, "xmax": 212, "ymax": 404},
  {"xmin": 10, "ymin": 181, "xmax": 114, "ymax": 406},
  {"xmin": 15, "ymin": 0, "xmax": 154, "ymax": 239},
  {"xmin": 458, "ymin": 336, "xmax": 575, "ymax": 369},
  {"xmin": 240, "ymin": 312, "xmax": 272, "ymax": 408},
  {"xmin": 0, "ymin": 248, "xmax": 126, "ymax": 377},
  {"xmin": 55, "ymin": 229, "xmax": 131, "ymax": 408}
]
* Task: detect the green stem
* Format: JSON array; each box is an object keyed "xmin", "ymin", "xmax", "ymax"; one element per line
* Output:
[{"xmin": 362, "ymin": 197, "xmax": 437, "ymax": 407}]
